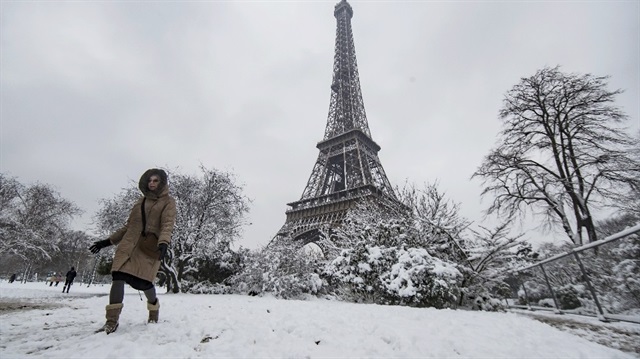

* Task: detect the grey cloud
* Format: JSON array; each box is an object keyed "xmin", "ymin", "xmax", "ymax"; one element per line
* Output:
[{"xmin": 1, "ymin": 1, "xmax": 637, "ymax": 248}]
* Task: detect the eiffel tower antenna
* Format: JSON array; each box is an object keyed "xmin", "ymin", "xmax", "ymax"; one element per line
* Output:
[{"xmin": 278, "ymin": 0, "xmax": 402, "ymax": 242}]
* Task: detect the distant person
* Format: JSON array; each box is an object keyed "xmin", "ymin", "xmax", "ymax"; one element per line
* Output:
[
  {"xmin": 48, "ymin": 273, "xmax": 57, "ymax": 287},
  {"xmin": 89, "ymin": 168, "xmax": 176, "ymax": 334},
  {"xmin": 54, "ymin": 273, "xmax": 62, "ymax": 286},
  {"xmin": 62, "ymin": 267, "xmax": 77, "ymax": 293},
  {"xmin": 9, "ymin": 273, "xmax": 16, "ymax": 283}
]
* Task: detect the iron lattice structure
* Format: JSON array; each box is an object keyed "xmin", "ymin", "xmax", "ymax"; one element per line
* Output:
[{"xmin": 278, "ymin": 0, "xmax": 402, "ymax": 241}]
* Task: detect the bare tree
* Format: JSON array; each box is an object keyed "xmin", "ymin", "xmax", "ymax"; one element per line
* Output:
[{"xmin": 473, "ymin": 66, "xmax": 640, "ymax": 245}]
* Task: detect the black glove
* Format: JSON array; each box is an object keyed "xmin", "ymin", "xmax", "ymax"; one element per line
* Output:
[
  {"xmin": 158, "ymin": 243, "xmax": 168, "ymax": 260},
  {"xmin": 89, "ymin": 239, "xmax": 112, "ymax": 254}
]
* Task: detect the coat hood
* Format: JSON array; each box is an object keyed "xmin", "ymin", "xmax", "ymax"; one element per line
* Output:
[{"xmin": 138, "ymin": 168, "xmax": 169, "ymax": 198}]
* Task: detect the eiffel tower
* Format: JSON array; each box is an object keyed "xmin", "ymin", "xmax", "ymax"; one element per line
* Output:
[{"xmin": 278, "ymin": 0, "xmax": 402, "ymax": 242}]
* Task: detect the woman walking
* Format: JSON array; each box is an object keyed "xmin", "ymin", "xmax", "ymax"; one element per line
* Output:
[{"xmin": 89, "ymin": 168, "xmax": 176, "ymax": 334}]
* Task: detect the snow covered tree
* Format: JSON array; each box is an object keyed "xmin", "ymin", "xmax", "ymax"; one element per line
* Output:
[
  {"xmin": 160, "ymin": 166, "xmax": 250, "ymax": 293},
  {"xmin": 93, "ymin": 187, "xmax": 140, "ymax": 237},
  {"xmin": 40, "ymin": 230, "xmax": 95, "ymax": 280},
  {"xmin": 0, "ymin": 173, "xmax": 81, "ymax": 263},
  {"xmin": 473, "ymin": 66, "xmax": 640, "ymax": 245},
  {"xmin": 396, "ymin": 181, "xmax": 471, "ymax": 263}
]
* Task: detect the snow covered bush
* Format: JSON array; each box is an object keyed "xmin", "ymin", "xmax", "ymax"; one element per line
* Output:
[
  {"xmin": 538, "ymin": 298, "xmax": 556, "ymax": 308},
  {"xmin": 556, "ymin": 285, "xmax": 582, "ymax": 310},
  {"xmin": 325, "ymin": 244, "xmax": 462, "ymax": 308},
  {"xmin": 226, "ymin": 240, "xmax": 326, "ymax": 299},
  {"xmin": 184, "ymin": 281, "xmax": 231, "ymax": 294},
  {"xmin": 323, "ymin": 243, "xmax": 395, "ymax": 303},
  {"xmin": 517, "ymin": 278, "xmax": 549, "ymax": 305},
  {"xmin": 608, "ymin": 235, "xmax": 640, "ymax": 311},
  {"xmin": 612, "ymin": 257, "xmax": 640, "ymax": 307},
  {"xmin": 316, "ymin": 190, "xmax": 465, "ymax": 308},
  {"xmin": 470, "ymin": 293, "xmax": 505, "ymax": 312},
  {"xmin": 589, "ymin": 215, "xmax": 640, "ymax": 313}
]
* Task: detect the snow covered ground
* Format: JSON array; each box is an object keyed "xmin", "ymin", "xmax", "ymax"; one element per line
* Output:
[{"xmin": 0, "ymin": 281, "xmax": 637, "ymax": 358}]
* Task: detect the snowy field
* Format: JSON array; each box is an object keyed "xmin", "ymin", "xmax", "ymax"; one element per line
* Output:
[{"xmin": 0, "ymin": 281, "xmax": 638, "ymax": 359}]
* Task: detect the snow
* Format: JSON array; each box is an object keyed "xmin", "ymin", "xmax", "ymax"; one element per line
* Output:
[{"xmin": 0, "ymin": 281, "xmax": 637, "ymax": 359}]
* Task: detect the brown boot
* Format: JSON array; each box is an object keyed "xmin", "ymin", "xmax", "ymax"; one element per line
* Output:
[
  {"xmin": 147, "ymin": 299, "xmax": 160, "ymax": 323},
  {"xmin": 96, "ymin": 303, "xmax": 123, "ymax": 334}
]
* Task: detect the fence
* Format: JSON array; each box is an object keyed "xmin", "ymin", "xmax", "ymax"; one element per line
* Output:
[{"xmin": 503, "ymin": 223, "xmax": 640, "ymax": 324}]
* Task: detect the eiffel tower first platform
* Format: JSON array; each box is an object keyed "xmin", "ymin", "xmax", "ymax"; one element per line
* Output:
[{"xmin": 278, "ymin": 0, "xmax": 403, "ymax": 242}]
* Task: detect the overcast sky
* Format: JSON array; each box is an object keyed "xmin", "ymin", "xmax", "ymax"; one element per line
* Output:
[{"xmin": 2, "ymin": 0, "xmax": 638, "ymax": 249}]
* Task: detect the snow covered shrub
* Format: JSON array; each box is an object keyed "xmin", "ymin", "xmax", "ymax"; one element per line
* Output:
[
  {"xmin": 324, "ymin": 244, "xmax": 462, "ymax": 308},
  {"xmin": 185, "ymin": 281, "xmax": 231, "ymax": 294},
  {"xmin": 226, "ymin": 241, "xmax": 325, "ymax": 299},
  {"xmin": 556, "ymin": 285, "xmax": 582, "ymax": 310},
  {"xmin": 187, "ymin": 248, "xmax": 245, "ymax": 285},
  {"xmin": 610, "ymin": 236, "xmax": 640, "ymax": 309},
  {"xmin": 320, "ymin": 194, "xmax": 465, "ymax": 308},
  {"xmin": 538, "ymin": 298, "xmax": 556, "ymax": 308},
  {"xmin": 470, "ymin": 293, "xmax": 505, "ymax": 312},
  {"xmin": 493, "ymin": 280, "xmax": 515, "ymax": 299},
  {"xmin": 323, "ymin": 243, "xmax": 397, "ymax": 303},
  {"xmin": 517, "ymin": 279, "xmax": 549, "ymax": 305},
  {"xmin": 381, "ymin": 247, "xmax": 461, "ymax": 308},
  {"xmin": 463, "ymin": 280, "xmax": 511, "ymax": 310},
  {"xmin": 96, "ymin": 256, "xmax": 113, "ymax": 276},
  {"xmin": 518, "ymin": 297, "xmax": 527, "ymax": 306},
  {"xmin": 591, "ymin": 216, "xmax": 640, "ymax": 313}
]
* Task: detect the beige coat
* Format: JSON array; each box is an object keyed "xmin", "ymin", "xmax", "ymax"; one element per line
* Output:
[{"xmin": 108, "ymin": 171, "xmax": 176, "ymax": 283}]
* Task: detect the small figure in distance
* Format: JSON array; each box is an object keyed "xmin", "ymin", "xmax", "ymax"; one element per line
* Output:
[{"xmin": 62, "ymin": 267, "xmax": 77, "ymax": 293}]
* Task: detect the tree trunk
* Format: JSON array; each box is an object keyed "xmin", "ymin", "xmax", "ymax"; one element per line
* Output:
[
  {"xmin": 87, "ymin": 257, "xmax": 98, "ymax": 287},
  {"xmin": 160, "ymin": 260, "xmax": 181, "ymax": 293},
  {"xmin": 583, "ymin": 215, "xmax": 599, "ymax": 243},
  {"xmin": 21, "ymin": 263, "xmax": 31, "ymax": 284},
  {"xmin": 458, "ymin": 277, "xmax": 469, "ymax": 306}
]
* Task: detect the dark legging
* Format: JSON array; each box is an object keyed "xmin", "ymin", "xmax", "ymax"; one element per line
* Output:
[{"xmin": 109, "ymin": 280, "xmax": 157, "ymax": 305}]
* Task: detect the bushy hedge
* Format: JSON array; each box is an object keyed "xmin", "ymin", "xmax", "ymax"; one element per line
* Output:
[
  {"xmin": 556, "ymin": 285, "xmax": 582, "ymax": 310},
  {"xmin": 324, "ymin": 244, "xmax": 462, "ymax": 308},
  {"xmin": 225, "ymin": 242, "xmax": 325, "ymax": 299}
]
